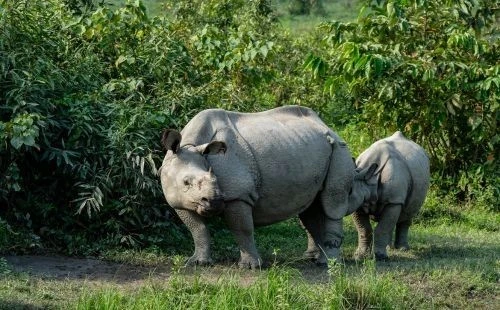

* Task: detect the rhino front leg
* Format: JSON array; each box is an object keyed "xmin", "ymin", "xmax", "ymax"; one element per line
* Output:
[
  {"xmin": 176, "ymin": 209, "xmax": 213, "ymax": 266},
  {"xmin": 224, "ymin": 201, "xmax": 262, "ymax": 269},
  {"xmin": 394, "ymin": 220, "xmax": 411, "ymax": 251},
  {"xmin": 374, "ymin": 204, "xmax": 402, "ymax": 260},
  {"xmin": 352, "ymin": 209, "xmax": 373, "ymax": 260}
]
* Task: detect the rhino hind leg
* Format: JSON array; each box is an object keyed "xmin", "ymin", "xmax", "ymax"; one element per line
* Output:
[
  {"xmin": 374, "ymin": 204, "xmax": 402, "ymax": 260},
  {"xmin": 303, "ymin": 232, "xmax": 321, "ymax": 260},
  {"xmin": 316, "ymin": 141, "xmax": 354, "ymax": 264},
  {"xmin": 299, "ymin": 203, "xmax": 325, "ymax": 262},
  {"xmin": 312, "ymin": 190, "xmax": 344, "ymax": 265},
  {"xmin": 320, "ymin": 216, "xmax": 343, "ymax": 264},
  {"xmin": 394, "ymin": 220, "xmax": 411, "ymax": 251},
  {"xmin": 352, "ymin": 209, "xmax": 373, "ymax": 260}
]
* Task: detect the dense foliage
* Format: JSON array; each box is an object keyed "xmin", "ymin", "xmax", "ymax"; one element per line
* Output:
[
  {"xmin": 306, "ymin": 0, "xmax": 499, "ymax": 202},
  {"xmin": 0, "ymin": 0, "xmax": 322, "ymax": 253},
  {"xmin": 0, "ymin": 0, "xmax": 497, "ymax": 254}
]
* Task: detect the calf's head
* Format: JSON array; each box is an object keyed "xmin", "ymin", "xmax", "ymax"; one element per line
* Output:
[
  {"xmin": 349, "ymin": 163, "xmax": 379, "ymax": 213},
  {"xmin": 159, "ymin": 129, "xmax": 226, "ymax": 217}
]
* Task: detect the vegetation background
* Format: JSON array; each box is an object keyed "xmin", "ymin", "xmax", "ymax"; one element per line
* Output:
[{"xmin": 0, "ymin": 0, "xmax": 498, "ymax": 308}]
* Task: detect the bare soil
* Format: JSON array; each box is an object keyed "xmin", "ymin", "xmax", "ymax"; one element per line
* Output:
[
  {"xmin": 3, "ymin": 254, "xmax": 329, "ymax": 285},
  {"xmin": 3, "ymin": 255, "xmax": 171, "ymax": 283}
]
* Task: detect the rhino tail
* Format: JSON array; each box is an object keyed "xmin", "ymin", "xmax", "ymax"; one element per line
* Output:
[{"xmin": 326, "ymin": 134, "xmax": 347, "ymax": 147}]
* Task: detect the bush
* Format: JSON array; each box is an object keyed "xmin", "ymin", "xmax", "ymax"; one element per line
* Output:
[
  {"xmin": 1, "ymin": 0, "xmax": 496, "ymax": 255},
  {"xmin": 0, "ymin": 0, "xmax": 325, "ymax": 253},
  {"xmin": 0, "ymin": 0, "xmax": 195, "ymax": 252},
  {"xmin": 305, "ymin": 0, "xmax": 499, "ymax": 198}
]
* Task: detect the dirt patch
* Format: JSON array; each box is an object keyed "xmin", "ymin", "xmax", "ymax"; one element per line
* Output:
[
  {"xmin": 2, "ymin": 254, "xmax": 332, "ymax": 287},
  {"xmin": 3, "ymin": 255, "xmax": 171, "ymax": 283}
]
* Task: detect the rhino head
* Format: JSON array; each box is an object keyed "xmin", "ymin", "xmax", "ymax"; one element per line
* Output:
[
  {"xmin": 159, "ymin": 129, "xmax": 226, "ymax": 217},
  {"xmin": 349, "ymin": 163, "xmax": 379, "ymax": 214}
]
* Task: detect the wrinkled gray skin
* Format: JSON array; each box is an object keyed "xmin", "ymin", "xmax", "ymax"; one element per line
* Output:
[
  {"xmin": 159, "ymin": 106, "xmax": 354, "ymax": 268},
  {"xmin": 349, "ymin": 131, "xmax": 430, "ymax": 260}
]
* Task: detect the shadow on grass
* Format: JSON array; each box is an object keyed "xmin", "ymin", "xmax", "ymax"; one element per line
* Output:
[{"xmin": 0, "ymin": 299, "xmax": 45, "ymax": 310}]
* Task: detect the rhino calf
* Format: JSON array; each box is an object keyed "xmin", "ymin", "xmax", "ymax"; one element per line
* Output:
[
  {"xmin": 349, "ymin": 131, "xmax": 430, "ymax": 260},
  {"xmin": 159, "ymin": 106, "xmax": 355, "ymax": 268}
]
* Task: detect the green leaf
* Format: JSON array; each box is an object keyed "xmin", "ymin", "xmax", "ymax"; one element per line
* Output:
[
  {"xmin": 10, "ymin": 137, "xmax": 24, "ymax": 150},
  {"xmin": 365, "ymin": 59, "xmax": 372, "ymax": 79},
  {"xmin": 451, "ymin": 94, "xmax": 462, "ymax": 109},
  {"xmin": 354, "ymin": 55, "xmax": 370, "ymax": 72},
  {"xmin": 387, "ymin": 2, "xmax": 395, "ymax": 17},
  {"xmin": 259, "ymin": 45, "xmax": 268, "ymax": 57},
  {"xmin": 115, "ymin": 55, "xmax": 127, "ymax": 67}
]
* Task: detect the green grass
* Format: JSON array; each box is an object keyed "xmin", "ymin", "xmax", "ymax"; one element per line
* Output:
[
  {"xmin": 1, "ymin": 191, "xmax": 499, "ymax": 309},
  {"xmin": 73, "ymin": 264, "xmax": 414, "ymax": 310},
  {"xmin": 274, "ymin": 0, "xmax": 361, "ymax": 34},
  {"xmin": 108, "ymin": 0, "xmax": 361, "ymax": 35}
]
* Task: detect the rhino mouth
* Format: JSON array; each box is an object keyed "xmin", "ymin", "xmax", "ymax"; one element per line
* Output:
[{"xmin": 196, "ymin": 197, "xmax": 225, "ymax": 217}]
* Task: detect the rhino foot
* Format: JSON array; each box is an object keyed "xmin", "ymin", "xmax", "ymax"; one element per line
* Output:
[
  {"xmin": 353, "ymin": 247, "xmax": 372, "ymax": 261},
  {"xmin": 303, "ymin": 249, "xmax": 321, "ymax": 261},
  {"xmin": 314, "ymin": 246, "xmax": 341, "ymax": 267},
  {"xmin": 238, "ymin": 255, "xmax": 262, "ymax": 270},
  {"xmin": 394, "ymin": 243, "xmax": 410, "ymax": 251},
  {"xmin": 374, "ymin": 252, "xmax": 389, "ymax": 261},
  {"xmin": 185, "ymin": 254, "xmax": 213, "ymax": 266}
]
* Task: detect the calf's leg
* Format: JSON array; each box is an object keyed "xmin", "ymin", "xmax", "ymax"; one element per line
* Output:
[
  {"xmin": 352, "ymin": 209, "xmax": 373, "ymax": 260},
  {"xmin": 374, "ymin": 204, "xmax": 402, "ymax": 260}
]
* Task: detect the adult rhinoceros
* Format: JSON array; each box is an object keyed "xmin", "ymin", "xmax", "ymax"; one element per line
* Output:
[
  {"xmin": 159, "ymin": 106, "xmax": 355, "ymax": 268},
  {"xmin": 349, "ymin": 131, "xmax": 430, "ymax": 260}
]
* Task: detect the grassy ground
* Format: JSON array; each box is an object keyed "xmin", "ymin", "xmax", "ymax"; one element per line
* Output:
[
  {"xmin": 273, "ymin": 0, "xmax": 361, "ymax": 34},
  {"xmin": 109, "ymin": 0, "xmax": 361, "ymax": 34},
  {"xmin": 1, "ymin": 195, "xmax": 498, "ymax": 309},
  {"xmin": 1, "ymin": 2, "xmax": 497, "ymax": 309}
]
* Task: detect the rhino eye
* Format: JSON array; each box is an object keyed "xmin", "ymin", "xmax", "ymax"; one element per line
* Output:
[{"xmin": 183, "ymin": 177, "xmax": 191, "ymax": 187}]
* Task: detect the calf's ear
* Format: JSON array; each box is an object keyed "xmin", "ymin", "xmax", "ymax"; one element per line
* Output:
[
  {"xmin": 161, "ymin": 129, "xmax": 182, "ymax": 153},
  {"xmin": 355, "ymin": 163, "xmax": 379, "ymax": 181},
  {"xmin": 197, "ymin": 141, "xmax": 227, "ymax": 155}
]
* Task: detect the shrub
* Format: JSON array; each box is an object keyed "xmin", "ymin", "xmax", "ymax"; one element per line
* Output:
[
  {"xmin": 0, "ymin": 0, "xmax": 323, "ymax": 253},
  {"xmin": 305, "ymin": 0, "xmax": 499, "ymax": 198}
]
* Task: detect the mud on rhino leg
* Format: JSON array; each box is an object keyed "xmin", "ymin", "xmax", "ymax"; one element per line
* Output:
[
  {"xmin": 318, "ymin": 188, "xmax": 350, "ymax": 264},
  {"xmin": 176, "ymin": 209, "xmax": 213, "ymax": 266},
  {"xmin": 299, "ymin": 203, "xmax": 324, "ymax": 261},
  {"xmin": 315, "ymin": 191, "xmax": 346, "ymax": 264},
  {"xmin": 374, "ymin": 204, "xmax": 402, "ymax": 260},
  {"xmin": 352, "ymin": 209, "xmax": 373, "ymax": 260},
  {"xmin": 223, "ymin": 201, "xmax": 262, "ymax": 269},
  {"xmin": 316, "ymin": 141, "xmax": 354, "ymax": 264},
  {"xmin": 322, "ymin": 218, "xmax": 344, "ymax": 264},
  {"xmin": 394, "ymin": 220, "xmax": 411, "ymax": 251}
]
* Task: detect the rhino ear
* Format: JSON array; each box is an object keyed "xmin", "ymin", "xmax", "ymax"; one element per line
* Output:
[
  {"xmin": 161, "ymin": 129, "xmax": 182, "ymax": 153},
  {"xmin": 355, "ymin": 163, "xmax": 379, "ymax": 181},
  {"xmin": 198, "ymin": 141, "xmax": 227, "ymax": 155}
]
